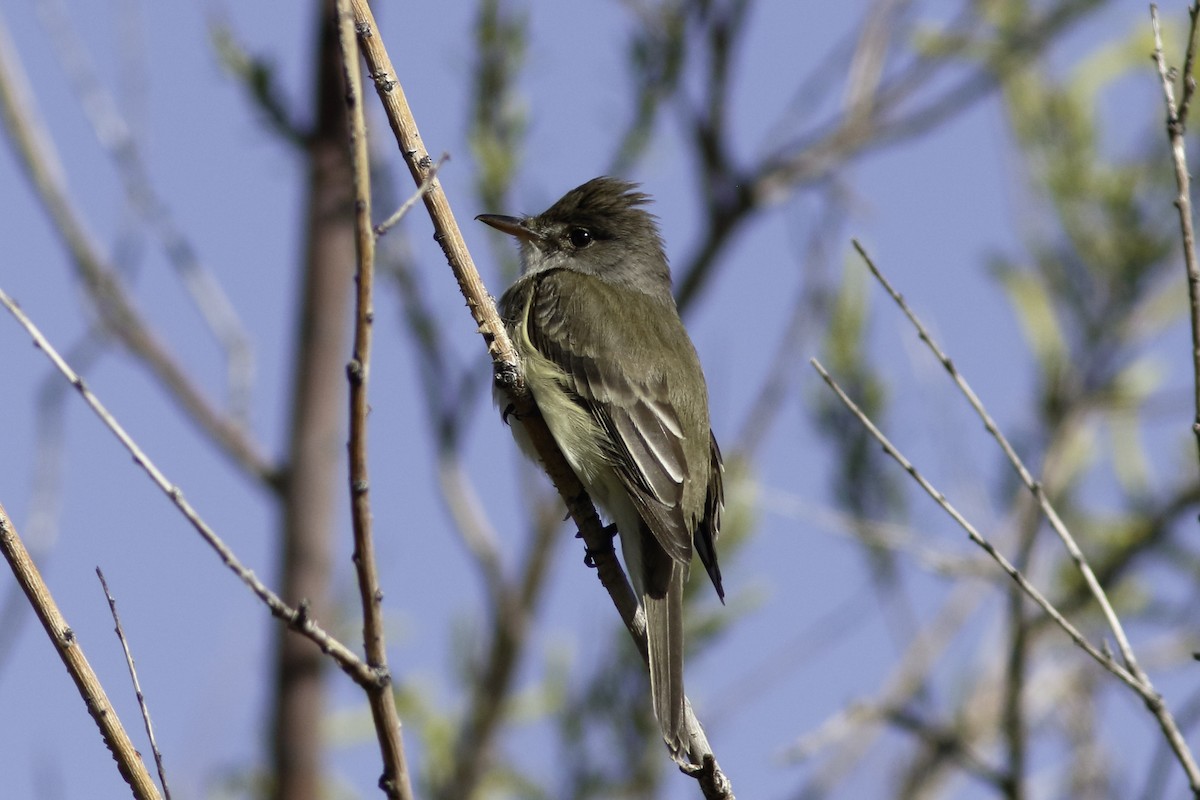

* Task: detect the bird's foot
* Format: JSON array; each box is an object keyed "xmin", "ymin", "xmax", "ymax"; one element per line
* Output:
[{"xmin": 580, "ymin": 523, "xmax": 618, "ymax": 568}]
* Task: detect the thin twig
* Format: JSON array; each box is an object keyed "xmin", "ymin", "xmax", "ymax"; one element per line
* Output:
[
  {"xmin": 96, "ymin": 568, "xmax": 172, "ymax": 800},
  {"xmin": 854, "ymin": 242, "xmax": 1139, "ymax": 665},
  {"xmin": 0, "ymin": 503, "xmax": 161, "ymax": 800},
  {"xmin": 375, "ymin": 153, "xmax": 448, "ymax": 237},
  {"xmin": 1151, "ymin": 3, "xmax": 1200, "ymax": 466},
  {"xmin": 0, "ymin": 287, "xmax": 377, "ymax": 690},
  {"xmin": 811, "ymin": 358, "xmax": 1143, "ymax": 689},
  {"xmin": 849, "ymin": 240, "xmax": 1200, "ymax": 789},
  {"xmin": 334, "ymin": 3, "xmax": 413, "ymax": 798},
  {"xmin": 346, "ymin": 2, "xmax": 732, "ymax": 791}
]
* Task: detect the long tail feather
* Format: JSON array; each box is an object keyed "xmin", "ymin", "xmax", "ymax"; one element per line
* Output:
[{"xmin": 645, "ymin": 565, "xmax": 685, "ymax": 753}]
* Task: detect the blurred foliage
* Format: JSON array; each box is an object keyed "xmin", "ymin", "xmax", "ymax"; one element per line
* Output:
[
  {"xmin": 992, "ymin": 17, "xmax": 1187, "ymax": 590},
  {"xmin": 209, "ymin": 22, "xmax": 309, "ymax": 149}
]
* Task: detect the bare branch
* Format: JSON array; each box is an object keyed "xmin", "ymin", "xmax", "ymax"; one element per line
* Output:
[
  {"xmin": 95, "ymin": 568, "xmax": 172, "ymax": 800},
  {"xmin": 375, "ymin": 153, "xmax": 448, "ymax": 237},
  {"xmin": 1151, "ymin": 2, "xmax": 1200, "ymax": 468},
  {"xmin": 0, "ymin": 503, "xmax": 161, "ymax": 800},
  {"xmin": 334, "ymin": 3, "xmax": 413, "ymax": 796},
  {"xmin": 0, "ymin": 287, "xmax": 377, "ymax": 689},
  {"xmin": 811, "ymin": 357, "xmax": 1142, "ymax": 689},
  {"xmin": 849, "ymin": 240, "xmax": 1200, "ymax": 790}
]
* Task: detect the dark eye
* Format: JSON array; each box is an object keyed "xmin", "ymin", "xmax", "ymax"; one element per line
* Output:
[{"xmin": 568, "ymin": 227, "xmax": 593, "ymax": 248}]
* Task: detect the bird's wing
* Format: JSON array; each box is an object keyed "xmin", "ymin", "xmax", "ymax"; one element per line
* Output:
[
  {"xmin": 524, "ymin": 270, "xmax": 695, "ymax": 566},
  {"xmin": 694, "ymin": 431, "xmax": 724, "ymax": 600}
]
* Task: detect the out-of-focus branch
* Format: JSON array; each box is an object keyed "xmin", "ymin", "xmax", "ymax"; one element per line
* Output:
[
  {"xmin": 96, "ymin": 568, "xmax": 172, "ymax": 800},
  {"xmin": 437, "ymin": 489, "xmax": 564, "ymax": 800},
  {"xmin": 36, "ymin": 0, "xmax": 256, "ymax": 419},
  {"xmin": 0, "ymin": 287, "xmax": 377, "ymax": 689},
  {"xmin": 849, "ymin": 242, "xmax": 1200, "ymax": 791},
  {"xmin": 0, "ymin": 335, "xmax": 91, "ymax": 678},
  {"xmin": 735, "ymin": 183, "xmax": 847, "ymax": 457},
  {"xmin": 0, "ymin": 9, "xmax": 274, "ymax": 486},
  {"xmin": 334, "ymin": 4, "xmax": 413, "ymax": 797},
  {"xmin": 812, "ymin": 243, "xmax": 1200, "ymax": 791},
  {"xmin": 0, "ymin": 503, "xmax": 161, "ymax": 800},
  {"xmin": 812, "ymin": 358, "xmax": 1142, "ymax": 688},
  {"xmin": 346, "ymin": 2, "xmax": 732, "ymax": 790},
  {"xmin": 1151, "ymin": 2, "xmax": 1200, "ymax": 466},
  {"xmin": 782, "ymin": 582, "xmax": 984, "ymax": 788},
  {"xmin": 672, "ymin": 0, "xmax": 1102, "ymax": 312},
  {"xmin": 209, "ymin": 20, "xmax": 310, "ymax": 148}
]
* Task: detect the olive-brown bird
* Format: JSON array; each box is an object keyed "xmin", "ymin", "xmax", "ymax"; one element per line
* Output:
[{"xmin": 478, "ymin": 177, "xmax": 724, "ymax": 756}]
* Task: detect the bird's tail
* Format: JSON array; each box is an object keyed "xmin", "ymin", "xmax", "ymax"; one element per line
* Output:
[{"xmin": 644, "ymin": 563, "xmax": 685, "ymax": 756}]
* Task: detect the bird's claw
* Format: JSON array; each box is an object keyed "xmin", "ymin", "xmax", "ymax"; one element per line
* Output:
[{"xmin": 581, "ymin": 523, "xmax": 618, "ymax": 568}]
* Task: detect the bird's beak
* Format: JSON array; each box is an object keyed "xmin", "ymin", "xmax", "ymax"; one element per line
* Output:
[{"xmin": 476, "ymin": 214, "xmax": 542, "ymax": 242}]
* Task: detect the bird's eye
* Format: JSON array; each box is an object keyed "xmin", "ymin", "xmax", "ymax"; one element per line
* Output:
[{"xmin": 568, "ymin": 227, "xmax": 593, "ymax": 248}]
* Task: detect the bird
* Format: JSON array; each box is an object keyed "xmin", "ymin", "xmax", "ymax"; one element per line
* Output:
[{"xmin": 478, "ymin": 177, "xmax": 724, "ymax": 757}]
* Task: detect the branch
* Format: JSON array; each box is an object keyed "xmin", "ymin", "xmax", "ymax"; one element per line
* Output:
[
  {"xmin": 0, "ymin": 287, "xmax": 378, "ymax": 690},
  {"xmin": 96, "ymin": 568, "xmax": 172, "ymax": 800},
  {"xmin": 0, "ymin": 503, "xmax": 161, "ymax": 800},
  {"xmin": 848, "ymin": 241, "xmax": 1200, "ymax": 791},
  {"xmin": 1151, "ymin": 2, "xmax": 1200, "ymax": 468},
  {"xmin": 673, "ymin": 0, "xmax": 1100, "ymax": 311},
  {"xmin": 334, "ymin": 4, "xmax": 413, "ymax": 797},
  {"xmin": 811, "ymin": 358, "xmax": 1141, "ymax": 689},
  {"xmin": 346, "ymin": 1, "xmax": 733, "ymax": 791}
]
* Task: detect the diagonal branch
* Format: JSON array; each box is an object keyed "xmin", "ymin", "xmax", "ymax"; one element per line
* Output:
[
  {"xmin": 849, "ymin": 241, "xmax": 1200, "ymax": 790},
  {"xmin": 96, "ymin": 568, "xmax": 172, "ymax": 800},
  {"xmin": 0, "ymin": 287, "xmax": 378, "ymax": 691},
  {"xmin": 811, "ymin": 358, "xmax": 1141, "ymax": 689},
  {"xmin": 0, "ymin": 503, "xmax": 161, "ymax": 800}
]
